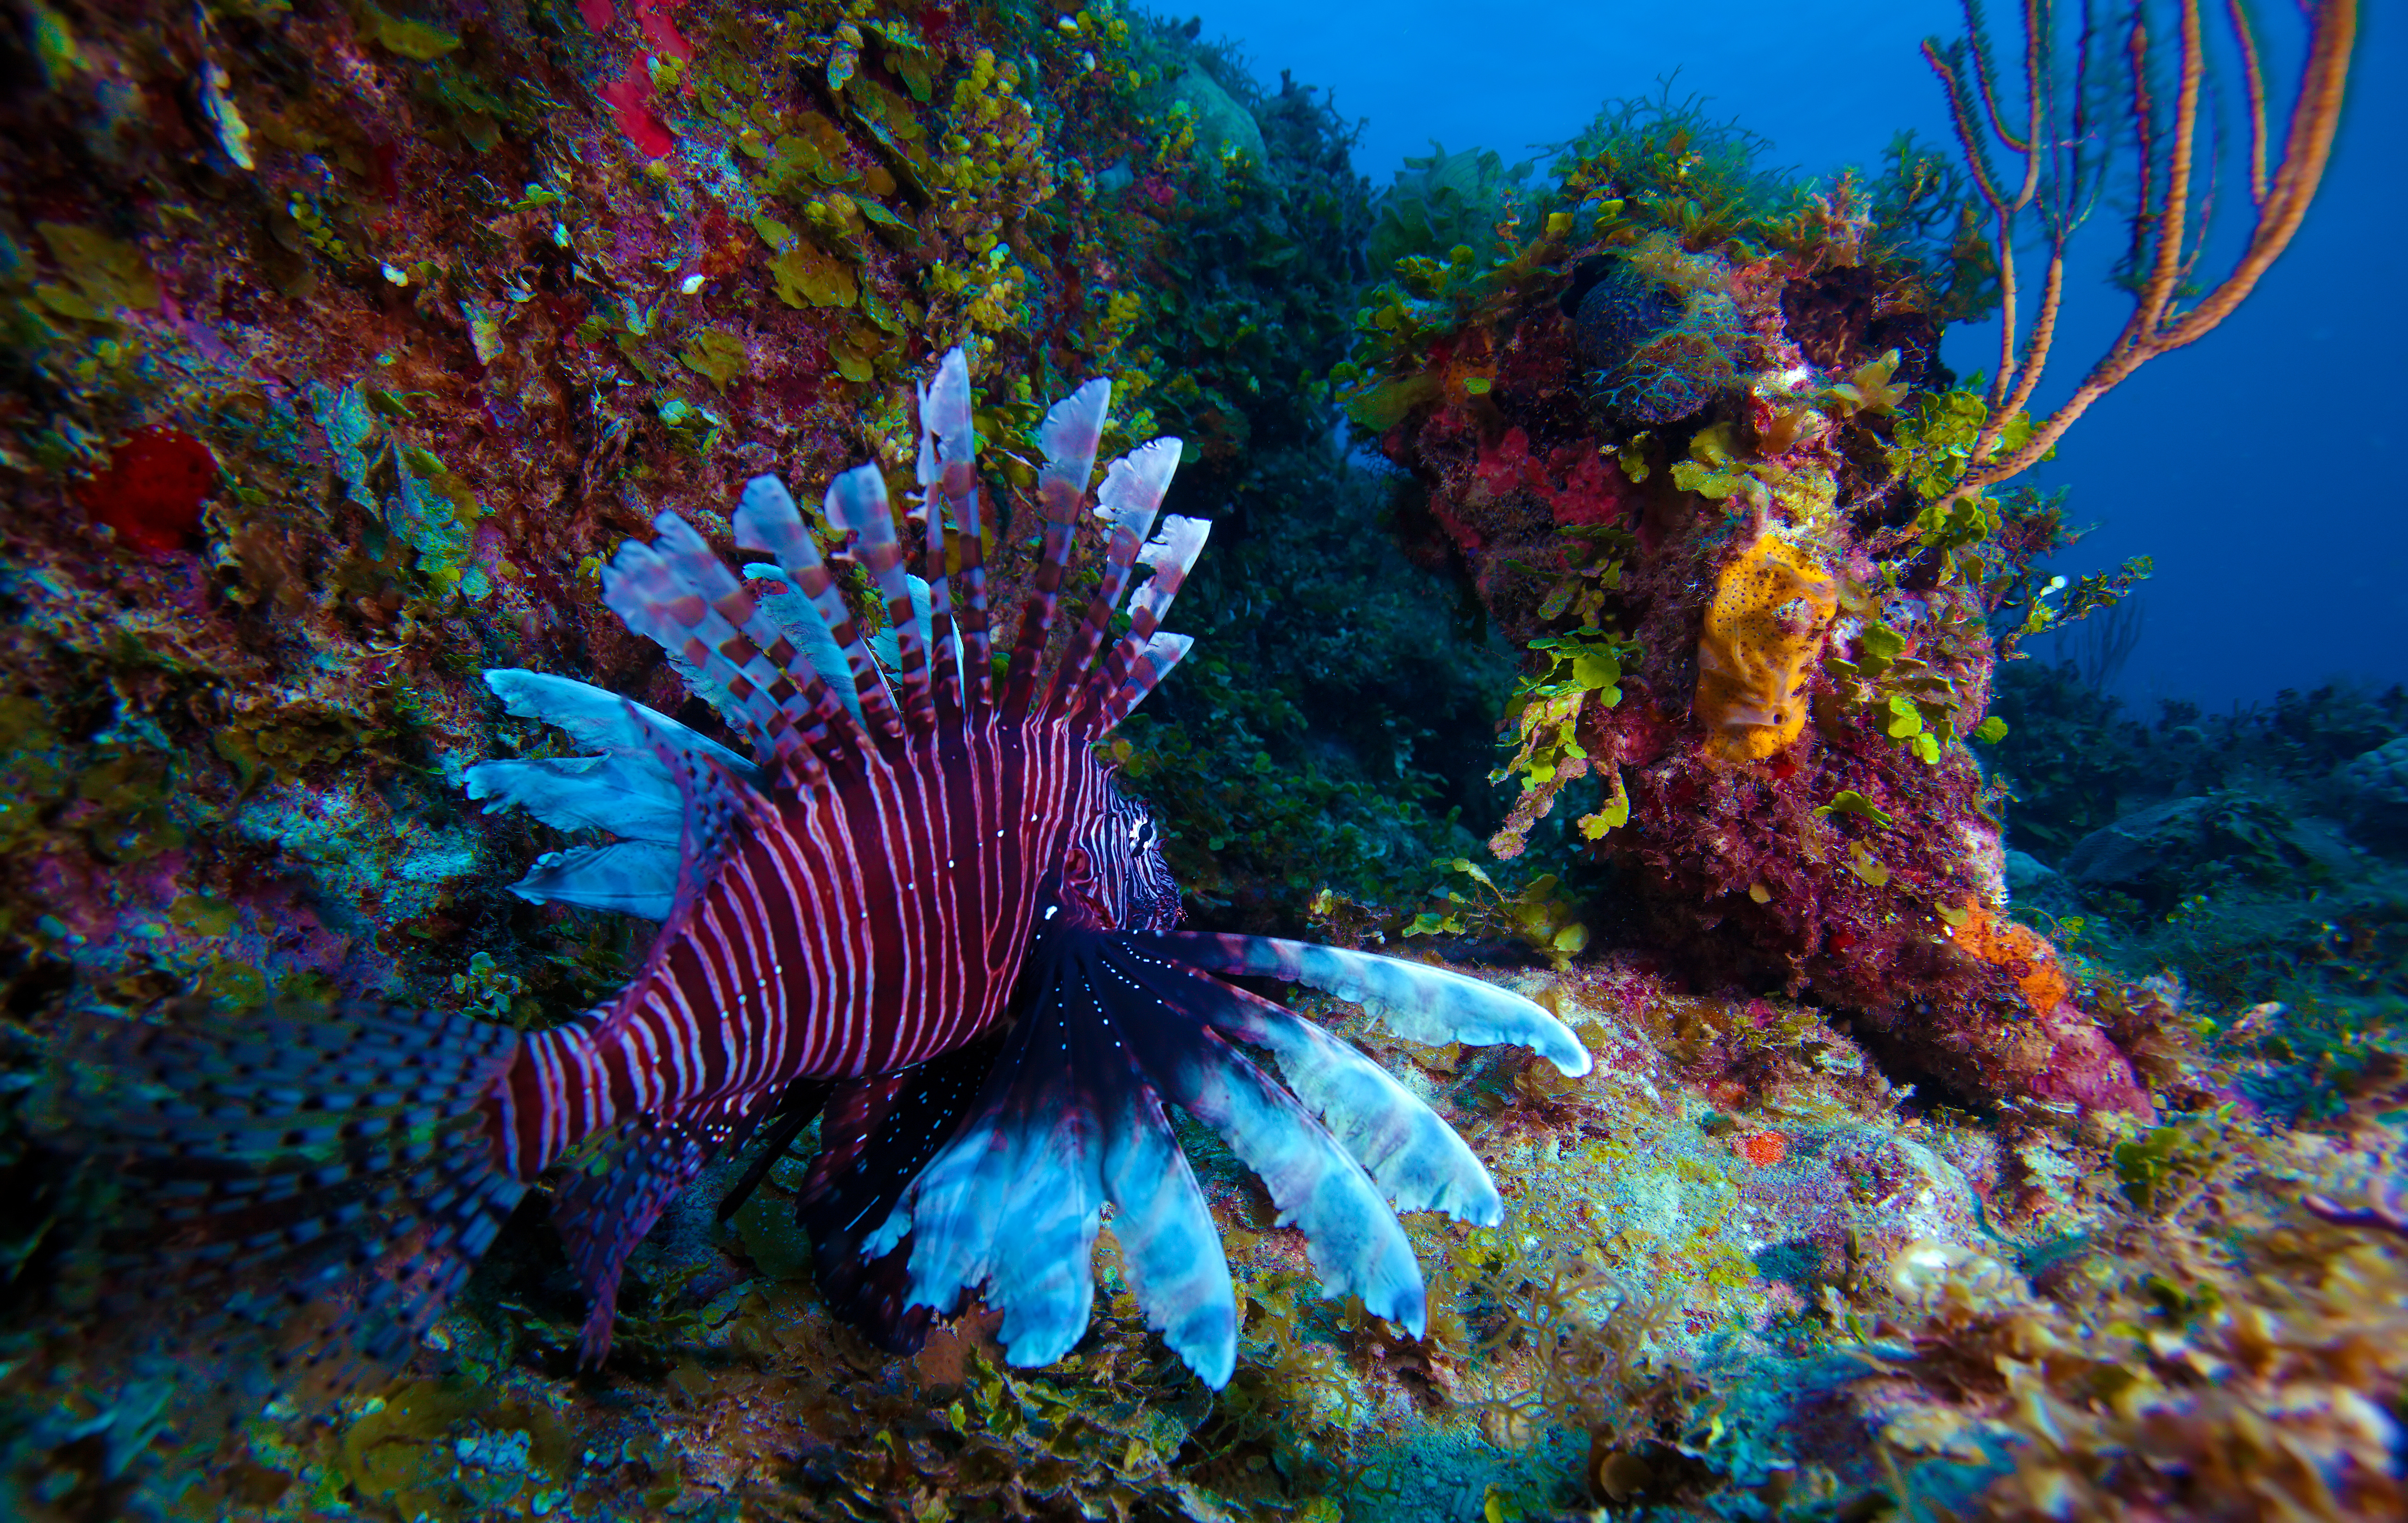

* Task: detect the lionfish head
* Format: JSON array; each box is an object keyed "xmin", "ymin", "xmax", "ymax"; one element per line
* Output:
[{"xmin": 1058, "ymin": 788, "xmax": 1182, "ymax": 932}]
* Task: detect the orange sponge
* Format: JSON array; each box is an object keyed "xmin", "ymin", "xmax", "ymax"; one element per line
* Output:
[
  {"xmin": 1695, "ymin": 534, "xmax": 1838, "ymax": 762},
  {"xmin": 1955, "ymin": 906, "xmax": 2074, "ymax": 1016}
]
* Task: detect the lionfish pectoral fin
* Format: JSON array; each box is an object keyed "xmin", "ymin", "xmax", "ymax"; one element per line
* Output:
[
  {"xmin": 884, "ymin": 929, "xmax": 1461, "ymax": 1389},
  {"xmin": 870, "ymin": 972, "xmax": 1107, "ymax": 1371},
  {"xmin": 549, "ymin": 1109, "xmax": 745, "ymax": 1366},
  {"xmin": 1144, "ymin": 933, "xmax": 1593, "ymax": 1077},
  {"xmin": 1107, "ymin": 939, "xmax": 1503, "ymax": 1225},
  {"xmin": 1099, "ymin": 942, "xmax": 1428, "ymax": 1342},
  {"xmin": 783, "ymin": 1032, "xmax": 1001, "ymax": 1353},
  {"xmin": 873, "ymin": 933, "xmax": 1241, "ymax": 1379},
  {"xmin": 1095, "ymin": 1065, "xmax": 1240, "ymax": 1386}
]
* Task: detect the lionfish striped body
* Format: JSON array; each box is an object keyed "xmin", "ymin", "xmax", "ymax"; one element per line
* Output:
[{"xmin": 80, "ymin": 352, "xmax": 1587, "ymax": 1394}]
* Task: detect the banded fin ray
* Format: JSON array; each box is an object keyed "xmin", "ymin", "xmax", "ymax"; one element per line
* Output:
[
  {"xmin": 1003, "ymin": 379, "xmax": 1110, "ymax": 721},
  {"xmin": 824, "ymin": 464, "xmax": 937, "ymax": 736},
  {"xmin": 742, "ymin": 561, "xmax": 866, "ymax": 726},
  {"xmin": 1142, "ymin": 932, "xmax": 1593, "ymax": 1076},
  {"xmin": 731, "ymin": 474, "xmax": 900, "ymax": 747},
  {"xmin": 1087, "ymin": 515, "xmax": 1211, "ymax": 732},
  {"xmin": 600, "ymin": 518, "xmax": 823, "ymax": 782},
  {"xmin": 1050, "ymin": 439, "xmax": 1182, "ymax": 719},
  {"xmin": 914, "ymin": 349, "xmax": 987, "ymax": 707}
]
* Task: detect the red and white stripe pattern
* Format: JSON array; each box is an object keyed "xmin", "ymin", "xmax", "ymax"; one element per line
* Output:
[{"xmin": 494, "ymin": 714, "xmax": 1122, "ymax": 1176}]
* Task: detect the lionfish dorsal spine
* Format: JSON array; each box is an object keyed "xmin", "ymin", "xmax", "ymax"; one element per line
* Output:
[
  {"xmin": 824, "ymin": 463, "xmax": 938, "ymax": 737},
  {"xmin": 1048, "ymin": 437, "xmax": 1182, "ymax": 725},
  {"xmin": 916, "ymin": 349, "xmax": 982, "ymax": 710},
  {"xmin": 1002, "ymin": 377, "xmax": 1111, "ymax": 723},
  {"xmin": 1085, "ymin": 515, "xmax": 1212, "ymax": 729},
  {"xmin": 598, "ymin": 522, "xmax": 821, "ymax": 783},
  {"xmin": 1097, "ymin": 630, "xmax": 1197, "ymax": 732},
  {"xmin": 731, "ymin": 474, "xmax": 890, "ymax": 755}
]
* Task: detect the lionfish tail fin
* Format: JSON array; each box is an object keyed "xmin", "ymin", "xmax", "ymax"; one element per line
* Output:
[
  {"xmin": 1002, "ymin": 379, "xmax": 1111, "ymax": 720},
  {"xmin": 65, "ymin": 1003, "xmax": 527, "ymax": 1405},
  {"xmin": 1050, "ymin": 439, "xmax": 1183, "ymax": 720}
]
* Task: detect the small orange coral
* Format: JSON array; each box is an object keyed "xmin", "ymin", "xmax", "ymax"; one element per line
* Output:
[
  {"xmin": 1694, "ymin": 533, "xmax": 1837, "ymax": 762},
  {"xmin": 1735, "ymin": 1131, "xmax": 1787, "ymax": 1167},
  {"xmin": 1953, "ymin": 905, "xmax": 2072, "ymax": 1016}
]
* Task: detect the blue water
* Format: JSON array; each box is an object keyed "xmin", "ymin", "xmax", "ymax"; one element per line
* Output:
[{"xmin": 1192, "ymin": 0, "xmax": 2407, "ymax": 713}]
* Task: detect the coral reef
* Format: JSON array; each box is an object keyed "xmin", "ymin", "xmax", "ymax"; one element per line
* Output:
[
  {"xmin": 1336, "ymin": 79, "xmax": 2169, "ymax": 1123},
  {"xmin": 0, "ymin": 1, "xmax": 2392, "ymax": 1520}
]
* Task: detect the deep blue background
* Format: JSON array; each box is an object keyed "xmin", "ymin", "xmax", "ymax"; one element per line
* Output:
[{"xmin": 1183, "ymin": 1, "xmax": 2403, "ymax": 714}]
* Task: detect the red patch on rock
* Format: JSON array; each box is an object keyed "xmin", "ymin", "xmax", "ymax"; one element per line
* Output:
[
  {"xmin": 79, "ymin": 428, "xmax": 218, "ymax": 553},
  {"xmin": 600, "ymin": 61, "xmax": 676, "ymax": 158},
  {"xmin": 577, "ymin": 0, "xmax": 615, "ymax": 32},
  {"xmin": 629, "ymin": 0, "xmax": 692, "ymax": 59}
]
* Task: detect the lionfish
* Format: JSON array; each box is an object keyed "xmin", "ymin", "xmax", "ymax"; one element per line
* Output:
[{"xmin": 81, "ymin": 351, "xmax": 1587, "ymax": 1393}]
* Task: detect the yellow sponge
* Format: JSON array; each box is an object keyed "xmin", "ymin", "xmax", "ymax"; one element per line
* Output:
[{"xmin": 1695, "ymin": 535, "xmax": 1838, "ymax": 762}]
